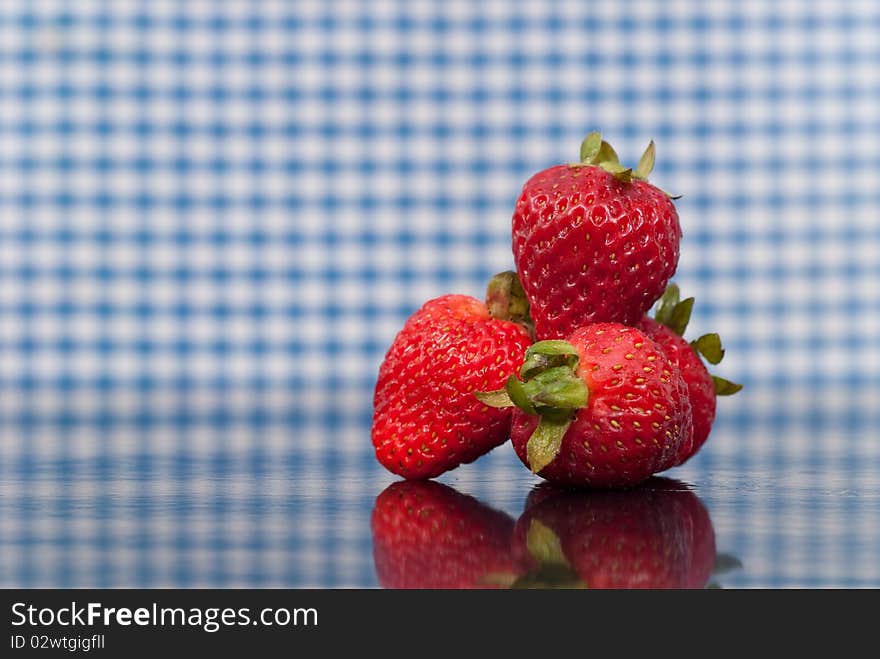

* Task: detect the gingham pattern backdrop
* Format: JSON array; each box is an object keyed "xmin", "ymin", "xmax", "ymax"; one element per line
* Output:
[{"xmin": 0, "ymin": 1, "xmax": 878, "ymax": 587}]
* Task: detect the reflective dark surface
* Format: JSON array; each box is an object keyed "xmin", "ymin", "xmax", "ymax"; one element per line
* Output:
[
  {"xmin": 1, "ymin": 424, "xmax": 877, "ymax": 588},
  {"xmin": 509, "ymin": 479, "xmax": 725, "ymax": 589},
  {"xmin": 372, "ymin": 478, "xmax": 740, "ymax": 589}
]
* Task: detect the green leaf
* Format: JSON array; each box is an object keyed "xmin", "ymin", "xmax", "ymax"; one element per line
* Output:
[
  {"xmin": 635, "ymin": 140, "xmax": 656, "ymax": 179},
  {"xmin": 712, "ymin": 376, "xmax": 743, "ymax": 396},
  {"xmin": 510, "ymin": 568, "xmax": 587, "ymax": 590},
  {"xmin": 666, "ymin": 297, "xmax": 694, "ymax": 336},
  {"xmin": 595, "ymin": 140, "xmax": 620, "ymax": 166},
  {"xmin": 513, "ymin": 518, "xmax": 588, "ymax": 589},
  {"xmin": 526, "ymin": 413, "xmax": 573, "ymax": 473},
  {"xmin": 526, "ymin": 340, "xmax": 579, "ymax": 358},
  {"xmin": 480, "ymin": 572, "xmax": 522, "ymax": 588},
  {"xmin": 713, "ymin": 553, "xmax": 743, "ymax": 575},
  {"xmin": 597, "ymin": 158, "xmax": 629, "ymax": 175},
  {"xmin": 474, "ymin": 388, "xmax": 514, "ymax": 408},
  {"xmin": 597, "ymin": 159, "xmax": 632, "ymax": 182},
  {"xmin": 521, "ymin": 367, "xmax": 588, "ymax": 410},
  {"xmin": 579, "ymin": 132, "xmax": 602, "ymax": 163},
  {"xmin": 505, "ymin": 375, "xmax": 537, "ymax": 415},
  {"xmin": 691, "ymin": 333, "xmax": 725, "ymax": 365},
  {"xmin": 521, "ymin": 340, "xmax": 579, "ymax": 380},
  {"xmin": 654, "ymin": 283, "xmax": 680, "ymax": 326},
  {"xmin": 526, "ymin": 519, "xmax": 570, "ymax": 567},
  {"xmin": 519, "ymin": 353, "xmax": 556, "ymax": 381}
]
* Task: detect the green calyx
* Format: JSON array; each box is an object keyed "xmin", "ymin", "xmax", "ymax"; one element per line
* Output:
[
  {"xmin": 706, "ymin": 552, "xmax": 745, "ymax": 588},
  {"xmin": 509, "ymin": 520, "xmax": 587, "ymax": 589},
  {"xmin": 475, "ymin": 340, "xmax": 588, "ymax": 473},
  {"xmin": 574, "ymin": 131, "xmax": 679, "ymax": 198},
  {"xmin": 653, "ymin": 282, "xmax": 743, "ymax": 396},
  {"xmin": 713, "ymin": 553, "xmax": 744, "ymax": 575},
  {"xmin": 654, "ymin": 282, "xmax": 695, "ymax": 336},
  {"xmin": 711, "ymin": 376, "xmax": 743, "ymax": 396},
  {"xmin": 486, "ymin": 270, "xmax": 534, "ymax": 337}
]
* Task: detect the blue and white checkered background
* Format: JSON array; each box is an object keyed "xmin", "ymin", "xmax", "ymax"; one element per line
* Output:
[{"xmin": 1, "ymin": 1, "xmax": 878, "ymax": 587}]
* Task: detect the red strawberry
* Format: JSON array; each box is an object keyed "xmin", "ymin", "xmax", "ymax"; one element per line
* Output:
[
  {"xmin": 372, "ymin": 272, "xmax": 533, "ymax": 479},
  {"xmin": 512, "ymin": 132, "xmax": 681, "ymax": 339},
  {"xmin": 478, "ymin": 323, "xmax": 692, "ymax": 488},
  {"xmin": 637, "ymin": 283, "xmax": 742, "ymax": 465},
  {"xmin": 371, "ymin": 480, "xmax": 519, "ymax": 589},
  {"xmin": 510, "ymin": 478, "xmax": 718, "ymax": 589}
]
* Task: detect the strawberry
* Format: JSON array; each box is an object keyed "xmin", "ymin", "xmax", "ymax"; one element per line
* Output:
[
  {"xmin": 371, "ymin": 480, "xmax": 519, "ymax": 589},
  {"xmin": 510, "ymin": 478, "xmax": 718, "ymax": 589},
  {"xmin": 372, "ymin": 272, "xmax": 533, "ymax": 479},
  {"xmin": 637, "ymin": 283, "xmax": 743, "ymax": 465},
  {"xmin": 477, "ymin": 323, "xmax": 692, "ymax": 488},
  {"xmin": 512, "ymin": 132, "xmax": 681, "ymax": 339}
]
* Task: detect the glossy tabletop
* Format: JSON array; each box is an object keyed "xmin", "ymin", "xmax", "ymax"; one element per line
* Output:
[{"xmin": 1, "ymin": 421, "xmax": 877, "ymax": 589}]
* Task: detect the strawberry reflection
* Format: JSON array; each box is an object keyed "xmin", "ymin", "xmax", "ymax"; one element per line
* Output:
[
  {"xmin": 512, "ymin": 478, "xmax": 727, "ymax": 589},
  {"xmin": 371, "ymin": 478, "xmax": 740, "ymax": 589},
  {"xmin": 371, "ymin": 480, "xmax": 520, "ymax": 589}
]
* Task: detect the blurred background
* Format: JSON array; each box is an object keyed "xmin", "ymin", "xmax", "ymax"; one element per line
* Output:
[{"xmin": 1, "ymin": 1, "xmax": 878, "ymax": 587}]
